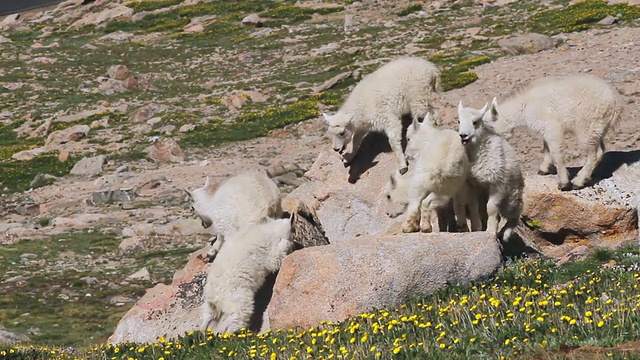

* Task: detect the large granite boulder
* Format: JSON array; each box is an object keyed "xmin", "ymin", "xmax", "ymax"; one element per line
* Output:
[{"xmin": 268, "ymin": 232, "xmax": 502, "ymax": 331}]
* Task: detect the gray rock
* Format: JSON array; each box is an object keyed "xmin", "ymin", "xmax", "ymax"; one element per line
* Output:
[
  {"xmin": 312, "ymin": 71, "xmax": 352, "ymax": 94},
  {"xmin": 498, "ymin": 33, "xmax": 556, "ymax": 55},
  {"xmin": 129, "ymin": 104, "xmax": 167, "ymax": 123},
  {"xmin": 89, "ymin": 188, "xmax": 137, "ymax": 205},
  {"xmin": 241, "ymin": 13, "xmax": 262, "ymax": 27},
  {"xmin": 128, "ymin": 268, "xmax": 151, "ymax": 281},
  {"xmin": 0, "ymin": 329, "xmax": 30, "ymax": 344},
  {"xmin": 107, "ymin": 65, "xmax": 131, "ymax": 80},
  {"xmin": 144, "ymin": 138, "xmax": 184, "ymax": 163},
  {"xmin": 70, "ymin": 155, "xmax": 107, "ymax": 176},
  {"xmin": 598, "ymin": 15, "xmax": 617, "ymax": 25},
  {"xmin": 45, "ymin": 124, "xmax": 90, "ymax": 146},
  {"xmin": 274, "ymin": 172, "xmax": 303, "ymax": 187},
  {"xmin": 268, "ymin": 232, "xmax": 502, "ymax": 331}
]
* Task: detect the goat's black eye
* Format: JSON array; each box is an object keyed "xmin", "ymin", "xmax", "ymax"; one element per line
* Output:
[
  {"xmin": 338, "ymin": 131, "xmax": 345, "ymax": 137},
  {"xmin": 473, "ymin": 120, "xmax": 480, "ymax": 126},
  {"xmin": 386, "ymin": 194, "xmax": 391, "ymax": 200}
]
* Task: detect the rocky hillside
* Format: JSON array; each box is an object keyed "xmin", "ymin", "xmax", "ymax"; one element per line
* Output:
[{"xmin": 0, "ymin": 0, "xmax": 639, "ymax": 349}]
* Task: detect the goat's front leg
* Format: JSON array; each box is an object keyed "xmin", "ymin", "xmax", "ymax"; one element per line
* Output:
[
  {"xmin": 485, "ymin": 191, "xmax": 502, "ymax": 235},
  {"xmin": 386, "ymin": 122, "xmax": 408, "ymax": 175},
  {"xmin": 343, "ymin": 130, "xmax": 366, "ymax": 166},
  {"xmin": 204, "ymin": 234, "xmax": 225, "ymax": 263}
]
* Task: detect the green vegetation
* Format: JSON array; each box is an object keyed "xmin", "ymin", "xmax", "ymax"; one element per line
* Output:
[
  {"xmin": 181, "ymin": 92, "xmax": 342, "ymax": 148},
  {"xmin": 397, "ymin": 4, "xmax": 423, "ymax": 17},
  {"xmin": 530, "ymin": 0, "xmax": 640, "ymax": 34},
  {"xmin": 427, "ymin": 54, "xmax": 492, "ymax": 92},
  {"xmin": 2, "ymin": 245, "xmax": 640, "ymax": 358},
  {"xmin": 0, "ymin": 231, "xmax": 201, "ymax": 349},
  {"xmin": 0, "ymin": 155, "xmax": 75, "ymax": 194},
  {"xmin": 123, "ymin": 0, "xmax": 184, "ymax": 14}
]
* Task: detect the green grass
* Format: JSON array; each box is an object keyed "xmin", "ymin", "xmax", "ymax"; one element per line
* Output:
[
  {"xmin": 0, "ymin": 155, "xmax": 76, "ymax": 194},
  {"xmin": 0, "ymin": 231, "xmax": 201, "ymax": 349},
  {"xmin": 3, "ymin": 245, "xmax": 640, "ymax": 358},
  {"xmin": 530, "ymin": 0, "xmax": 640, "ymax": 34},
  {"xmin": 124, "ymin": 0, "xmax": 184, "ymax": 13},
  {"xmin": 397, "ymin": 4, "xmax": 422, "ymax": 17},
  {"xmin": 180, "ymin": 92, "xmax": 342, "ymax": 148}
]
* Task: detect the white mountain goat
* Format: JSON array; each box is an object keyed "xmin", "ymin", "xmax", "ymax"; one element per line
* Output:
[
  {"xmin": 384, "ymin": 114, "xmax": 471, "ymax": 233},
  {"xmin": 483, "ymin": 74, "xmax": 623, "ymax": 190},
  {"xmin": 185, "ymin": 169, "xmax": 282, "ymax": 261},
  {"xmin": 458, "ymin": 101, "xmax": 524, "ymax": 241},
  {"xmin": 323, "ymin": 57, "xmax": 441, "ymax": 175},
  {"xmin": 201, "ymin": 216, "xmax": 296, "ymax": 335}
]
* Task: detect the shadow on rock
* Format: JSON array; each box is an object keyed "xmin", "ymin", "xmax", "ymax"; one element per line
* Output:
[
  {"xmin": 347, "ymin": 132, "xmax": 392, "ymax": 184},
  {"xmin": 568, "ymin": 149, "xmax": 640, "ymax": 185},
  {"xmin": 500, "ymin": 225, "xmax": 545, "ymax": 260},
  {"xmin": 248, "ymin": 272, "xmax": 278, "ymax": 333},
  {"xmin": 347, "ymin": 114, "xmax": 415, "ymax": 184}
]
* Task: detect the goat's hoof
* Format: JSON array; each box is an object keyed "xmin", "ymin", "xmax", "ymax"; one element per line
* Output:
[
  {"xmin": 399, "ymin": 167, "xmax": 408, "ymax": 175},
  {"xmin": 558, "ymin": 182, "xmax": 573, "ymax": 191},
  {"xmin": 571, "ymin": 182, "xmax": 586, "ymax": 190},
  {"xmin": 402, "ymin": 224, "xmax": 419, "ymax": 233},
  {"xmin": 537, "ymin": 169, "xmax": 551, "ymax": 176},
  {"xmin": 420, "ymin": 227, "xmax": 433, "ymax": 233}
]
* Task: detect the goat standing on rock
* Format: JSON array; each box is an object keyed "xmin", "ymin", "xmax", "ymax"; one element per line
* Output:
[
  {"xmin": 458, "ymin": 101, "xmax": 524, "ymax": 242},
  {"xmin": 482, "ymin": 74, "xmax": 623, "ymax": 191},
  {"xmin": 385, "ymin": 113, "xmax": 472, "ymax": 233},
  {"xmin": 323, "ymin": 57, "xmax": 441, "ymax": 175}
]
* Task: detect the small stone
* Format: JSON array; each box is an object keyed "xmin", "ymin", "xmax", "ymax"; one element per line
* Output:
[
  {"xmin": 598, "ymin": 15, "xmax": 617, "ymax": 25},
  {"xmin": 70, "ymin": 155, "xmax": 107, "ymax": 176},
  {"xmin": 241, "ymin": 13, "xmax": 263, "ymax": 27}
]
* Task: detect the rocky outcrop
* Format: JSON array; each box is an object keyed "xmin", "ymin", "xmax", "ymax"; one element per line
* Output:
[
  {"xmin": 268, "ymin": 232, "xmax": 502, "ymax": 331},
  {"xmin": 108, "ymin": 202, "xmax": 329, "ymax": 344},
  {"xmin": 522, "ymin": 159, "xmax": 639, "ymax": 258},
  {"xmin": 108, "ymin": 248, "xmax": 208, "ymax": 344}
]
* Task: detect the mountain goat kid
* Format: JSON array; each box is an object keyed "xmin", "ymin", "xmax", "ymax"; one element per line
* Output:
[
  {"xmin": 385, "ymin": 115, "xmax": 471, "ymax": 233},
  {"xmin": 185, "ymin": 169, "xmax": 282, "ymax": 261},
  {"xmin": 323, "ymin": 57, "xmax": 441, "ymax": 175},
  {"xmin": 483, "ymin": 74, "xmax": 623, "ymax": 191},
  {"xmin": 458, "ymin": 101, "xmax": 524, "ymax": 242},
  {"xmin": 201, "ymin": 216, "xmax": 296, "ymax": 335}
]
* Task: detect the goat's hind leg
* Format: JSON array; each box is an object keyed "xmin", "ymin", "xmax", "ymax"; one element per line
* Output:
[
  {"xmin": 571, "ymin": 138, "xmax": 604, "ymax": 190},
  {"xmin": 545, "ymin": 133, "xmax": 571, "ymax": 191},
  {"xmin": 537, "ymin": 140, "xmax": 555, "ymax": 175}
]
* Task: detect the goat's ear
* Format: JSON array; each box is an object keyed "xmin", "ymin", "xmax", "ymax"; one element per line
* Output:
[
  {"xmin": 458, "ymin": 100, "xmax": 464, "ymax": 112},
  {"xmin": 322, "ymin": 112, "xmax": 333, "ymax": 123},
  {"xmin": 479, "ymin": 103, "xmax": 489, "ymax": 116},
  {"xmin": 411, "ymin": 116, "xmax": 420, "ymax": 131},
  {"xmin": 203, "ymin": 176, "xmax": 211, "ymax": 189},
  {"xmin": 490, "ymin": 97, "xmax": 499, "ymax": 117},
  {"xmin": 182, "ymin": 188, "xmax": 192, "ymax": 199}
]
